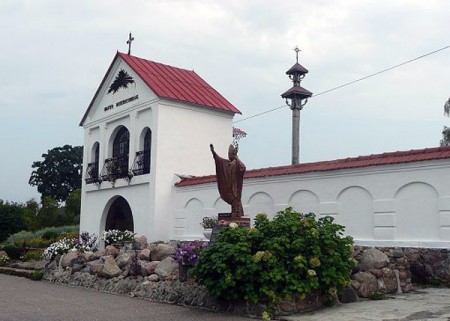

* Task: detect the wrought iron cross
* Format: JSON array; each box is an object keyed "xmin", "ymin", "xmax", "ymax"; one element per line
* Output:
[
  {"xmin": 294, "ymin": 46, "xmax": 301, "ymax": 63},
  {"xmin": 127, "ymin": 32, "xmax": 134, "ymax": 55}
]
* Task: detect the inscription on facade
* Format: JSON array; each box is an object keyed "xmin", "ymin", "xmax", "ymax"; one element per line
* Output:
[
  {"xmin": 116, "ymin": 95, "xmax": 139, "ymax": 107},
  {"xmin": 103, "ymin": 95, "xmax": 139, "ymax": 112}
]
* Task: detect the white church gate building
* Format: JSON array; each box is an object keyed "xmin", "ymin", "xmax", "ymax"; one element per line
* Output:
[
  {"xmin": 79, "ymin": 52, "xmax": 241, "ymax": 241},
  {"xmin": 80, "ymin": 51, "xmax": 450, "ymax": 248}
]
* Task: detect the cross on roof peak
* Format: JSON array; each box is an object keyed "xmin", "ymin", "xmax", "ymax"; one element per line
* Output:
[
  {"xmin": 293, "ymin": 46, "xmax": 301, "ymax": 63},
  {"xmin": 127, "ymin": 32, "xmax": 134, "ymax": 55}
]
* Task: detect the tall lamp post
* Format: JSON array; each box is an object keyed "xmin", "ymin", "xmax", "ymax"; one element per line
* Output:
[{"xmin": 281, "ymin": 47, "xmax": 312, "ymax": 165}]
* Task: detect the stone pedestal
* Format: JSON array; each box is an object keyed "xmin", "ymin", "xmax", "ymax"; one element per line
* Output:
[
  {"xmin": 209, "ymin": 213, "xmax": 251, "ymax": 242},
  {"xmin": 217, "ymin": 213, "xmax": 251, "ymax": 228}
]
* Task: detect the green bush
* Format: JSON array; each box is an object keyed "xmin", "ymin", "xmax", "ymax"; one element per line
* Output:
[
  {"xmin": 42, "ymin": 230, "xmax": 59, "ymax": 240},
  {"xmin": 192, "ymin": 208, "xmax": 356, "ymax": 304},
  {"xmin": 2, "ymin": 245, "xmax": 21, "ymax": 260},
  {"xmin": 4, "ymin": 225, "xmax": 79, "ymax": 246},
  {"xmin": 23, "ymin": 250, "xmax": 44, "ymax": 261},
  {"xmin": 30, "ymin": 270, "xmax": 43, "ymax": 281}
]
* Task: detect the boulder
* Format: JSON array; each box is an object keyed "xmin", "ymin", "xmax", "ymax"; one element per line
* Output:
[
  {"xmin": 104, "ymin": 246, "xmax": 120, "ymax": 258},
  {"xmin": 154, "ymin": 257, "xmax": 178, "ymax": 279},
  {"xmin": 87, "ymin": 259, "xmax": 104, "ymax": 275},
  {"xmin": 352, "ymin": 271, "xmax": 378, "ymax": 298},
  {"xmin": 139, "ymin": 248, "xmax": 151, "ymax": 261},
  {"xmin": 134, "ymin": 236, "xmax": 148, "ymax": 250},
  {"xmin": 140, "ymin": 261, "xmax": 159, "ymax": 276},
  {"xmin": 148, "ymin": 274, "xmax": 160, "ymax": 282},
  {"xmin": 101, "ymin": 256, "xmax": 122, "ymax": 278},
  {"xmin": 72, "ymin": 263, "xmax": 84, "ymax": 273},
  {"xmin": 116, "ymin": 253, "xmax": 133, "ymax": 268},
  {"xmin": 61, "ymin": 251, "xmax": 80, "ymax": 269},
  {"xmin": 83, "ymin": 251, "xmax": 101, "ymax": 262},
  {"xmin": 151, "ymin": 244, "xmax": 176, "ymax": 261},
  {"xmin": 339, "ymin": 286, "xmax": 358, "ymax": 303},
  {"xmin": 357, "ymin": 248, "xmax": 389, "ymax": 271},
  {"xmin": 382, "ymin": 268, "xmax": 399, "ymax": 293}
]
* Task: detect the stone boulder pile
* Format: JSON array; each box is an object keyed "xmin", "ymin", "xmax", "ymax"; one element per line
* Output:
[
  {"xmin": 350, "ymin": 247, "xmax": 413, "ymax": 299},
  {"xmin": 47, "ymin": 237, "xmax": 179, "ymax": 281}
]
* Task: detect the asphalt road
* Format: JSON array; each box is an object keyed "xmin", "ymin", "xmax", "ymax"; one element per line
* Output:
[{"xmin": 0, "ymin": 274, "xmax": 252, "ymax": 321}]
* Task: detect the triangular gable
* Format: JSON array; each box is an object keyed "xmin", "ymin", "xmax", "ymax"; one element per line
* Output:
[{"xmin": 80, "ymin": 52, "xmax": 240, "ymax": 126}]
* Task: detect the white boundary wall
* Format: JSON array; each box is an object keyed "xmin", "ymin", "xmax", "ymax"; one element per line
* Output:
[{"xmin": 174, "ymin": 159, "xmax": 450, "ymax": 248}]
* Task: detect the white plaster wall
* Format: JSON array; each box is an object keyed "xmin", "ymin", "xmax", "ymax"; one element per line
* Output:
[
  {"xmin": 80, "ymin": 182, "xmax": 150, "ymax": 238},
  {"xmin": 174, "ymin": 159, "xmax": 450, "ymax": 248},
  {"xmin": 152, "ymin": 101, "xmax": 234, "ymax": 241}
]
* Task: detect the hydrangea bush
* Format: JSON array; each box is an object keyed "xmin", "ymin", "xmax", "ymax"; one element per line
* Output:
[
  {"xmin": 192, "ymin": 208, "xmax": 356, "ymax": 304},
  {"xmin": 101, "ymin": 229, "xmax": 135, "ymax": 246}
]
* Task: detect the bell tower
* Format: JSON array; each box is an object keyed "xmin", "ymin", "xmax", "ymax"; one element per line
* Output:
[{"xmin": 281, "ymin": 47, "xmax": 313, "ymax": 165}]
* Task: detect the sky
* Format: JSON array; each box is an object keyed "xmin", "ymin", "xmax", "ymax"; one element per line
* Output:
[{"xmin": 1, "ymin": 0, "xmax": 449, "ymax": 203}]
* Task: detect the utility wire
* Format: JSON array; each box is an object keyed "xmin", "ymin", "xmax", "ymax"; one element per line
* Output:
[{"xmin": 234, "ymin": 44, "xmax": 450, "ymax": 124}]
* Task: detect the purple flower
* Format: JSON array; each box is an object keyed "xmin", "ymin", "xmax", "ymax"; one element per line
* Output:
[{"xmin": 174, "ymin": 241, "xmax": 207, "ymax": 266}]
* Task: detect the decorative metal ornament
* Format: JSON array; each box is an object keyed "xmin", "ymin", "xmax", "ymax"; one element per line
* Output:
[{"xmin": 108, "ymin": 69, "xmax": 135, "ymax": 94}]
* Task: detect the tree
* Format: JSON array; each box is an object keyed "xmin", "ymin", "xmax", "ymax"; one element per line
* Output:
[
  {"xmin": 441, "ymin": 99, "xmax": 450, "ymax": 146},
  {"xmin": 36, "ymin": 197, "xmax": 60, "ymax": 228},
  {"xmin": 64, "ymin": 189, "xmax": 81, "ymax": 225},
  {"xmin": 29, "ymin": 145, "xmax": 83, "ymax": 202},
  {"xmin": 21, "ymin": 199, "xmax": 39, "ymax": 231},
  {"xmin": 0, "ymin": 200, "xmax": 26, "ymax": 243}
]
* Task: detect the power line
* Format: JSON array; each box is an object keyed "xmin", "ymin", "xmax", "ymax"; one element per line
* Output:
[{"xmin": 234, "ymin": 44, "xmax": 450, "ymax": 124}]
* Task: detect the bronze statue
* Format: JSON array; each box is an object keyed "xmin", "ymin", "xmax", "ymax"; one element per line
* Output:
[{"xmin": 210, "ymin": 144, "xmax": 246, "ymax": 218}]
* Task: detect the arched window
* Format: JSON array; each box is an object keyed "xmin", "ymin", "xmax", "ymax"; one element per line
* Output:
[
  {"xmin": 113, "ymin": 127, "xmax": 130, "ymax": 159},
  {"xmin": 143, "ymin": 129, "xmax": 151, "ymax": 174},
  {"xmin": 101, "ymin": 126, "xmax": 131, "ymax": 181},
  {"xmin": 85, "ymin": 142, "xmax": 100, "ymax": 184},
  {"xmin": 112, "ymin": 127, "xmax": 130, "ymax": 178},
  {"xmin": 132, "ymin": 128, "xmax": 151, "ymax": 175}
]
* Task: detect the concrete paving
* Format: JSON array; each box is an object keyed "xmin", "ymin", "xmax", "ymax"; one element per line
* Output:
[
  {"xmin": 282, "ymin": 288, "xmax": 450, "ymax": 321},
  {"xmin": 0, "ymin": 274, "xmax": 252, "ymax": 321},
  {"xmin": 2, "ymin": 273, "xmax": 450, "ymax": 321}
]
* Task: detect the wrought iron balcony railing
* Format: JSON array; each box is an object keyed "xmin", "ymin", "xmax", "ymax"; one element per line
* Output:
[
  {"xmin": 85, "ymin": 162, "xmax": 100, "ymax": 184},
  {"xmin": 132, "ymin": 150, "xmax": 150, "ymax": 176},
  {"xmin": 100, "ymin": 156, "xmax": 132, "ymax": 182}
]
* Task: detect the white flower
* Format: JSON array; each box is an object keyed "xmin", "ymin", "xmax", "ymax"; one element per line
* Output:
[{"xmin": 229, "ymin": 222, "xmax": 239, "ymax": 229}]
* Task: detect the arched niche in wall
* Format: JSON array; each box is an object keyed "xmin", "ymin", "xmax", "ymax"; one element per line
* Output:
[
  {"xmin": 394, "ymin": 182, "xmax": 439, "ymax": 241},
  {"xmin": 100, "ymin": 196, "xmax": 134, "ymax": 233},
  {"xmin": 288, "ymin": 190, "xmax": 320, "ymax": 215},
  {"xmin": 184, "ymin": 198, "xmax": 204, "ymax": 235},
  {"xmin": 247, "ymin": 192, "xmax": 275, "ymax": 219},
  {"xmin": 337, "ymin": 186, "xmax": 374, "ymax": 239}
]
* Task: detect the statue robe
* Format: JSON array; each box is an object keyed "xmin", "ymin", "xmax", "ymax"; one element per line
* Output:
[{"xmin": 212, "ymin": 153, "xmax": 246, "ymax": 218}]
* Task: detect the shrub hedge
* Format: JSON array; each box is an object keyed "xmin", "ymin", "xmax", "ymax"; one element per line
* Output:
[{"xmin": 193, "ymin": 208, "xmax": 356, "ymax": 304}]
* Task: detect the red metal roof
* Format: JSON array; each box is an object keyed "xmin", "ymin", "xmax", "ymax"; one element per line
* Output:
[
  {"xmin": 176, "ymin": 146, "xmax": 450, "ymax": 187},
  {"xmin": 119, "ymin": 52, "xmax": 240, "ymax": 114},
  {"xmin": 80, "ymin": 52, "xmax": 240, "ymax": 126}
]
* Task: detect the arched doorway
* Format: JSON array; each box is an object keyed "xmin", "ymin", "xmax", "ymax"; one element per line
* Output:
[{"xmin": 105, "ymin": 196, "xmax": 134, "ymax": 232}]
